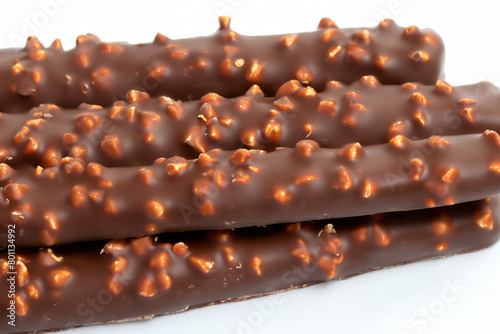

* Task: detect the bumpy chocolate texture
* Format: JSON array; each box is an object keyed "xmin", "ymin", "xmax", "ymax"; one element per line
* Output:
[
  {"xmin": 2, "ymin": 132, "xmax": 500, "ymax": 247},
  {"xmin": 2, "ymin": 17, "xmax": 444, "ymax": 113},
  {"xmin": 1, "ymin": 78, "xmax": 498, "ymax": 169},
  {"xmin": 0, "ymin": 198, "xmax": 498, "ymax": 334}
]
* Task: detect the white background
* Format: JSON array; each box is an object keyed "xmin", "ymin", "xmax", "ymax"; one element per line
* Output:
[{"xmin": 1, "ymin": 1, "xmax": 499, "ymax": 333}]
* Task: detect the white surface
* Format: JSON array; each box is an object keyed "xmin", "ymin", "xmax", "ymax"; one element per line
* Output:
[{"xmin": 1, "ymin": 0, "xmax": 499, "ymax": 333}]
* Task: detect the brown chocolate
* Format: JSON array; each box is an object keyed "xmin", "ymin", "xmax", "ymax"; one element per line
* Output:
[
  {"xmin": 0, "ymin": 197, "xmax": 498, "ymax": 334},
  {"xmin": 2, "ymin": 132, "xmax": 500, "ymax": 247},
  {"xmin": 1, "ymin": 17, "xmax": 444, "ymax": 113},
  {"xmin": 1, "ymin": 78, "xmax": 498, "ymax": 169}
]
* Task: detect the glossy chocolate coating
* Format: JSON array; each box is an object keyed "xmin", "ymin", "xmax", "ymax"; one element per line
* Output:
[
  {"xmin": 0, "ymin": 198, "xmax": 498, "ymax": 334},
  {"xmin": 2, "ymin": 132, "xmax": 500, "ymax": 247},
  {"xmin": 1, "ymin": 79, "xmax": 498, "ymax": 169},
  {"xmin": 1, "ymin": 17, "xmax": 444, "ymax": 113}
]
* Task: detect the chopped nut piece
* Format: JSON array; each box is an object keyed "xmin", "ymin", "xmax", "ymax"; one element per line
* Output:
[
  {"xmin": 197, "ymin": 152, "xmax": 218, "ymax": 168},
  {"xmin": 410, "ymin": 159, "xmax": 425, "ymax": 181},
  {"xmin": 218, "ymin": 16, "xmax": 231, "ymax": 30},
  {"xmin": 409, "ymin": 50, "xmax": 429, "ymax": 62},
  {"xmin": 138, "ymin": 168, "xmax": 155, "ymax": 185},
  {"xmin": 76, "ymin": 113, "xmax": 101, "ymax": 134},
  {"xmin": 0, "ymin": 163, "xmax": 14, "ymax": 180},
  {"xmin": 240, "ymin": 129, "xmax": 257, "ymax": 147},
  {"xmin": 488, "ymin": 162, "xmax": 500, "ymax": 175},
  {"xmin": 149, "ymin": 251, "xmax": 170, "ymax": 269},
  {"xmin": 44, "ymin": 212, "xmax": 60, "ymax": 230},
  {"xmin": 246, "ymin": 60, "xmax": 264, "ymax": 83},
  {"xmin": 332, "ymin": 167, "xmax": 353, "ymax": 191},
  {"xmin": 102, "ymin": 240, "xmax": 127, "ymax": 254},
  {"xmin": 173, "ymin": 242, "xmax": 189, "ymax": 257},
  {"xmin": 5, "ymin": 183, "xmax": 29, "ymax": 201},
  {"xmin": 327, "ymin": 45, "xmax": 342, "ymax": 60},
  {"xmin": 373, "ymin": 225, "xmax": 390, "ymax": 246},
  {"xmin": 431, "ymin": 214, "xmax": 452, "ymax": 235},
  {"xmin": 353, "ymin": 29, "xmax": 371, "ymax": 44},
  {"xmin": 15, "ymin": 295, "xmax": 29, "ymax": 316},
  {"xmin": 317, "ymin": 17, "xmax": 338, "ymax": 29},
  {"xmin": 292, "ymin": 244, "xmax": 311, "ymax": 265},
  {"xmin": 435, "ymin": 242, "xmax": 449, "ymax": 251},
  {"xmin": 246, "ymin": 85, "xmax": 264, "ymax": 96},
  {"xmin": 199, "ymin": 199, "xmax": 215, "ymax": 216},
  {"xmin": 389, "ymin": 135, "xmax": 408, "ymax": 149},
  {"xmin": 360, "ymin": 75, "xmax": 378, "ymax": 87},
  {"xmin": 101, "ymin": 135, "xmax": 122, "ymax": 159},
  {"xmin": 108, "ymin": 278, "xmax": 122, "ymax": 295},
  {"xmin": 145, "ymin": 200, "xmax": 166, "ymax": 219},
  {"xmin": 130, "ymin": 236, "xmax": 153, "ymax": 255},
  {"xmin": 91, "ymin": 68, "xmax": 112, "ymax": 89},
  {"xmin": 274, "ymin": 96, "xmax": 294, "ymax": 111},
  {"xmin": 352, "ymin": 226, "xmax": 368, "ymax": 242},
  {"xmin": 435, "ymin": 79, "xmax": 454, "ymax": 93},
  {"xmin": 338, "ymin": 143, "xmax": 363, "ymax": 160},
  {"xmin": 27, "ymin": 284, "xmax": 40, "ymax": 299},
  {"xmin": 280, "ymin": 34, "xmax": 298, "ymax": 48},
  {"xmin": 16, "ymin": 261, "xmax": 29, "ymax": 286},
  {"xmin": 484, "ymin": 130, "xmax": 500, "ymax": 146},
  {"xmin": 263, "ymin": 119, "xmax": 282, "ymax": 143},
  {"xmin": 140, "ymin": 111, "xmax": 162, "ymax": 130},
  {"xmin": 375, "ymin": 55, "xmax": 389, "ymax": 69},
  {"xmin": 441, "ymin": 168, "xmax": 459, "ymax": 184},
  {"xmin": 413, "ymin": 110, "xmax": 427, "ymax": 126},
  {"xmin": 347, "ymin": 43, "xmax": 367, "ymax": 61},
  {"xmin": 317, "ymin": 99, "xmax": 336, "ymax": 116},
  {"xmin": 426, "ymin": 136, "xmax": 450, "ymax": 147},
  {"xmin": 294, "ymin": 174, "xmax": 318, "ymax": 184},
  {"xmin": 138, "ymin": 277, "xmax": 157, "ymax": 297},
  {"xmin": 87, "ymin": 162, "xmax": 104, "ymax": 177},
  {"xmin": 222, "ymin": 246, "xmax": 235, "ymax": 263},
  {"xmin": 73, "ymin": 53, "xmax": 90, "ymax": 67},
  {"xmin": 166, "ymin": 158, "xmax": 188, "ymax": 177},
  {"xmin": 295, "ymin": 66, "xmax": 313, "ymax": 84},
  {"xmin": 156, "ymin": 272, "xmax": 172, "ymax": 290},
  {"xmin": 294, "ymin": 140, "xmax": 319, "ymax": 157},
  {"xmin": 189, "ymin": 256, "xmax": 214, "ymax": 274},
  {"xmin": 111, "ymin": 257, "xmax": 128, "ymax": 274},
  {"xmin": 251, "ymin": 257, "xmax": 262, "ymax": 276},
  {"xmin": 127, "ymin": 90, "xmax": 150, "ymax": 104},
  {"xmin": 273, "ymin": 188, "xmax": 292, "ymax": 203},
  {"xmin": 317, "ymin": 256, "xmax": 342, "ymax": 279},
  {"xmin": 103, "ymin": 197, "xmax": 118, "ymax": 215},
  {"xmin": 361, "ymin": 179, "xmax": 377, "ymax": 198},
  {"xmin": 460, "ymin": 107, "xmax": 475, "ymax": 123},
  {"xmin": 475, "ymin": 206, "xmax": 493, "ymax": 230},
  {"xmin": 275, "ymin": 80, "xmax": 301, "ymax": 98},
  {"xmin": 70, "ymin": 185, "xmax": 87, "ymax": 208},
  {"xmin": 49, "ymin": 270, "xmax": 72, "ymax": 287},
  {"xmin": 99, "ymin": 42, "xmax": 124, "ymax": 56},
  {"xmin": 411, "ymin": 92, "xmax": 429, "ymax": 106}
]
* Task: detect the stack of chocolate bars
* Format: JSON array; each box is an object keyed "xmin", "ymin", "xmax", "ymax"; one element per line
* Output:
[{"xmin": 1, "ymin": 17, "xmax": 499, "ymax": 333}]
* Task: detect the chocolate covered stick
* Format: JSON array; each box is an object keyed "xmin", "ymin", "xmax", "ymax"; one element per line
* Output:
[
  {"xmin": 3, "ymin": 17, "xmax": 443, "ymax": 113},
  {"xmin": 2, "ymin": 79, "xmax": 499, "ymax": 169},
  {"xmin": 198, "ymin": 78, "xmax": 500, "ymax": 152},
  {"xmin": 1, "ymin": 198, "xmax": 498, "ymax": 334},
  {"xmin": 2, "ymin": 132, "xmax": 500, "ymax": 247}
]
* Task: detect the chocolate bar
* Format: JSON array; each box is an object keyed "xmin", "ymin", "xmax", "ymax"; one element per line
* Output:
[
  {"xmin": 1, "ymin": 197, "xmax": 497, "ymax": 333},
  {"xmin": 2, "ymin": 17, "xmax": 444, "ymax": 113},
  {"xmin": 1, "ymin": 78, "xmax": 498, "ymax": 168},
  {"xmin": 2, "ymin": 132, "xmax": 500, "ymax": 247}
]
